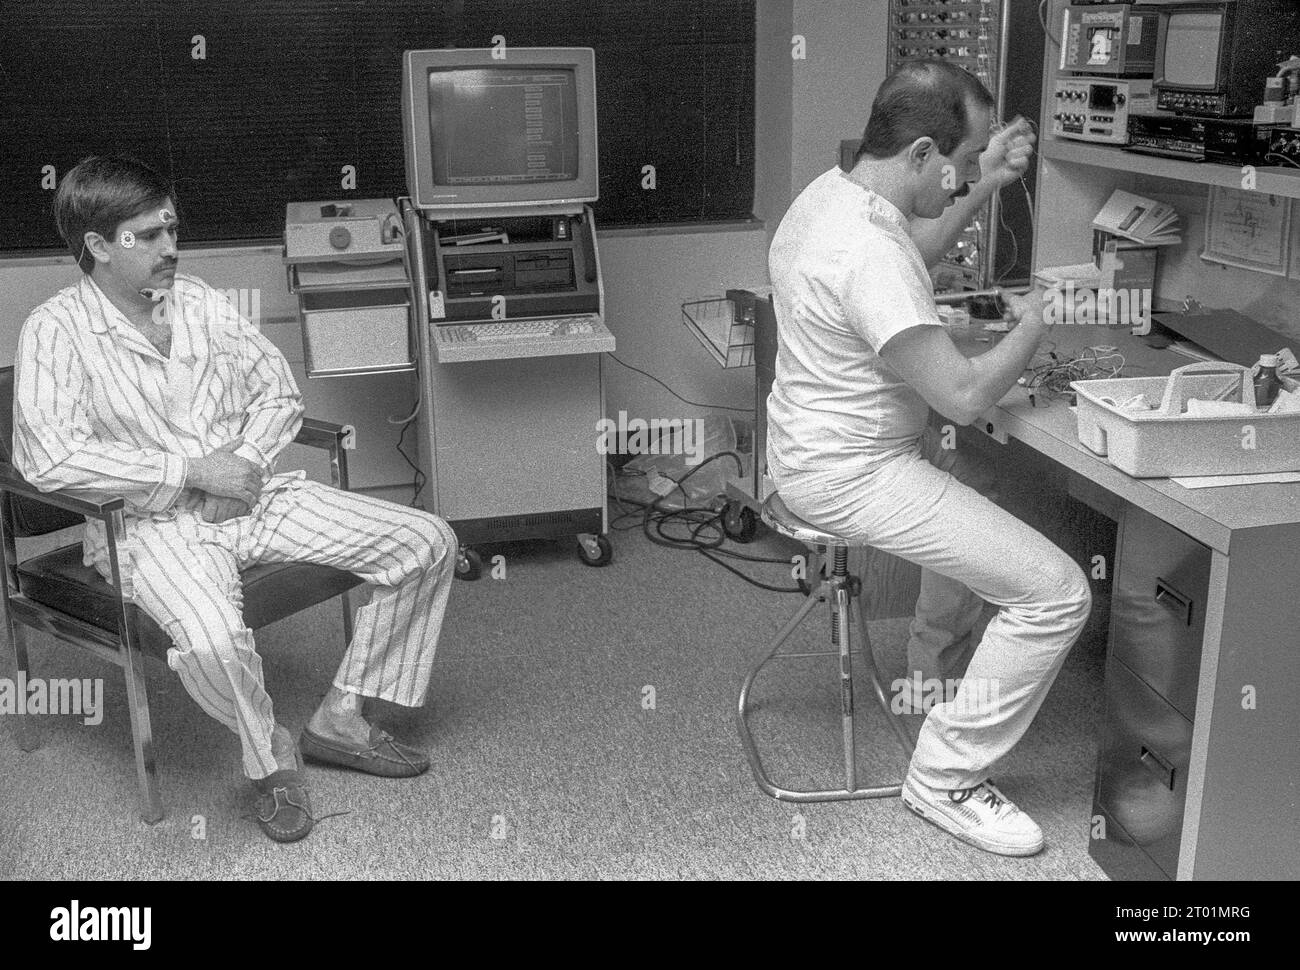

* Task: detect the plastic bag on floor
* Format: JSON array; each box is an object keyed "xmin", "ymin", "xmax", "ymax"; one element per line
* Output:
[{"xmin": 623, "ymin": 415, "xmax": 743, "ymax": 504}]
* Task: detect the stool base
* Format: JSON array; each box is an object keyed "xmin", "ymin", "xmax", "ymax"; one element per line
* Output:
[{"xmin": 737, "ymin": 565, "xmax": 916, "ymax": 803}]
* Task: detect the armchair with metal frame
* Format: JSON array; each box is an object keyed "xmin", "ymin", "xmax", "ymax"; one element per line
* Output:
[{"xmin": 0, "ymin": 366, "xmax": 365, "ymax": 823}]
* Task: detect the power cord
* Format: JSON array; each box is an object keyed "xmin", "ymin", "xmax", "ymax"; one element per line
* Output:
[
  {"xmin": 992, "ymin": 116, "xmax": 1037, "ymax": 285},
  {"xmin": 394, "ymin": 415, "xmax": 426, "ymax": 509},
  {"xmin": 605, "ymin": 353, "xmax": 755, "ymax": 414},
  {"xmin": 1265, "ymin": 152, "xmax": 1300, "ymax": 169},
  {"xmin": 1038, "ymin": 0, "xmax": 1061, "ymax": 48},
  {"xmin": 994, "ymin": 189, "xmax": 1020, "ymax": 284},
  {"xmin": 609, "ymin": 452, "xmax": 804, "ymax": 594},
  {"xmin": 995, "ymin": 176, "xmax": 1037, "ymax": 285},
  {"xmin": 383, "ymin": 350, "xmax": 425, "ymax": 508}
]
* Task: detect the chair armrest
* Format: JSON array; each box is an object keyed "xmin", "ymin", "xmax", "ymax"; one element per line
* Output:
[
  {"xmin": 291, "ymin": 417, "xmax": 351, "ymax": 491},
  {"xmin": 0, "ymin": 461, "xmax": 125, "ymax": 519},
  {"xmin": 293, "ymin": 417, "xmax": 347, "ymax": 452}
]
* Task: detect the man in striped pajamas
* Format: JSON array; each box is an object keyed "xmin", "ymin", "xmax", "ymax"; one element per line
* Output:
[{"xmin": 12, "ymin": 155, "xmax": 458, "ymax": 843}]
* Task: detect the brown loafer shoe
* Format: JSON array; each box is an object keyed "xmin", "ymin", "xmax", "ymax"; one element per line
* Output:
[
  {"xmin": 299, "ymin": 725, "xmax": 430, "ymax": 778},
  {"xmin": 251, "ymin": 769, "xmax": 314, "ymax": 843}
]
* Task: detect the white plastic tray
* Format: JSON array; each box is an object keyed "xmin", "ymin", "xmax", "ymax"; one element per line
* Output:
[{"xmin": 1071, "ymin": 362, "xmax": 1300, "ymax": 478}]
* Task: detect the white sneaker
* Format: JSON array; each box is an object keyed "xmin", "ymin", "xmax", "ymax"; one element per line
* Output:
[{"xmin": 901, "ymin": 775, "xmax": 1045, "ymax": 857}]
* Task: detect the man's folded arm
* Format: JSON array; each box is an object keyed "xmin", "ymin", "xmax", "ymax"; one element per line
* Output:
[
  {"xmin": 220, "ymin": 296, "xmax": 305, "ymax": 478},
  {"xmin": 12, "ymin": 325, "xmax": 187, "ymax": 512}
]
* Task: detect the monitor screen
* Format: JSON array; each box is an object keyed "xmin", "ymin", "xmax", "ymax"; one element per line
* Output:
[
  {"xmin": 402, "ymin": 48, "xmax": 598, "ymax": 215},
  {"xmin": 1161, "ymin": 11, "xmax": 1222, "ymax": 88},
  {"xmin": 1089, "ymin": 84, "xmax": 1117, "ymax": 111},
  {"xmin": 427, "ymin": 67, "xmax": 579, "ymax": 185}
]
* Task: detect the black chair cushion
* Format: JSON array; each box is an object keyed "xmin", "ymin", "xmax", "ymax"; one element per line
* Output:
[{"xmin": 17, "ymin": 543, "xmax": 365, "ymax": 656}]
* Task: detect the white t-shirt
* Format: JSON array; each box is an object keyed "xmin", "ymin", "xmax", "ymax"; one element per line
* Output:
[{"xmin": 766, "ymin": 167, "xmax": 943, "ymax": 473}]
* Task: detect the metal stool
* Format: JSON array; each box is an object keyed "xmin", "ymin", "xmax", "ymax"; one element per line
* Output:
[{"xmin": 737, "ymin": 492, "xmax": 915, "ymax": 802}]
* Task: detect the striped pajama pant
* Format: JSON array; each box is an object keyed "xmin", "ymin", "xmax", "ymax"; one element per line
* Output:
[{"xmin": 103, "ymin": 478, "xmax": 457, "ymax": 779}]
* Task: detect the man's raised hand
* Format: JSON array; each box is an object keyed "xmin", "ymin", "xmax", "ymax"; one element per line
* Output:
[
  {"xmin": 185, "ymin": 437, "xmax": 263, "ymax": 508},
  {"xmin": 981, "ymin": 116, "xmax": 1036, "ymax": 189},
  {"xmin": 1002, "ymin": 287, "xmax": 1050, "ymax": 329}
]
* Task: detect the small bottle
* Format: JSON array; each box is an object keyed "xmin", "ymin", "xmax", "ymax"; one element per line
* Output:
[{"xmin": 1254, "ymin": 354, "xmax": 1283, "ymax": 408}]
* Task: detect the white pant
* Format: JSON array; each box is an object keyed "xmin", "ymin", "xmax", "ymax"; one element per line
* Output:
[
  {"xmin": 905, "ymin": 424, "xmax": 999, "ymax": 687},
  {"xmin": 769, "ymin": 428, "xmax": 1092, "ymax": 790},
  {"xmin": 102, "ymin": 479, "xmax": 457, "ymax": 780}
]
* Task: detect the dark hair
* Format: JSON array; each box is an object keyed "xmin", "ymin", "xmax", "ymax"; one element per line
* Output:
[
  {"xmin": 854, "ymin": 60, "xmax": 994, "ymax": 164},
  {"xmin": 53, "ymin": 155, "xmax": 174, "ymax": 273}
]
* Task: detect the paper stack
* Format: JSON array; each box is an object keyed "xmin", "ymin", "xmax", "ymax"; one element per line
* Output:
[{"xmin": 1092, "ymin": 189, "xmax": 1182, "ymax": 246}]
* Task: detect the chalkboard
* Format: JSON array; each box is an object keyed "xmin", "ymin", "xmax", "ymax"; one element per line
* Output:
[{"xmin": 0, "ymin": 0, "xmax": 755, "ymax": 252}]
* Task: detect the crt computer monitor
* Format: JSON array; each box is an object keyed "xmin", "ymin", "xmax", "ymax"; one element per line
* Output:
[
  {"xmin": 401, "ymin": 47, "xmax": 599, "ymax": 217},
  {"xmin": 1155, "ymin": 5, "xmax": 1226, "ymax": 91}
]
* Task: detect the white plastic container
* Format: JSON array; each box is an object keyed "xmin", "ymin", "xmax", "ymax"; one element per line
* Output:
[{"xmin": 1071, "ymin": 362, "xmax": 1300, "ymax": 478}]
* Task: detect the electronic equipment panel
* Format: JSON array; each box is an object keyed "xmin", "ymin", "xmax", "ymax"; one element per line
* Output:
[
  {"xmin": 284, "ymin": 200, "xmax": 405, "ymax": 263},
  {"xmin": 887, "ymin": 0, "xmax": 1008, "ymax": 291},
  {"xmin": 283, "ymin": 200, "xmax": 414, "ymax": 378},
  {"xmin": 1125, "ymin": 112, "xmax": 1207, "ymax": 161},
  {"xmin": 402, "ymin": 48, "xmax": 599, "ymax": 217},
  {"xmin": 1202, "ymin": 118, "xmax": 1277, "ymax": 165},
  {"xmin": 1052, "ymin": 77, "xmax": 1153, "ymax": 144},
  {"xmin": 417, "ymin": 211, "xmax": 601, "ymax": 327},
  {"xmin": 1060, "ymin": 3, "xmax": 1160, "ymax": 77}
]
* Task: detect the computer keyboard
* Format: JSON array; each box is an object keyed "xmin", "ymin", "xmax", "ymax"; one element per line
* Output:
[
  {"xmin": 439, "ymin": 316, "xmax": 598, "ymax": 343},
  {"xmin": 431, "ymin": 314, "xmax": 614, "ymax": 363}
]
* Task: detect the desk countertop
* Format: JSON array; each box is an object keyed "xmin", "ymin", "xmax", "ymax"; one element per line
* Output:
[{"xmin": 956, "ymin": 324, "xmax": 1300, "ymax": 553}]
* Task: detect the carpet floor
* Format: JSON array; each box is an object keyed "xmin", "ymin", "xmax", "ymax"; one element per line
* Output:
[{"xmin": 0, "ymin": 520, "xmax": 1109, "ymax": 880}]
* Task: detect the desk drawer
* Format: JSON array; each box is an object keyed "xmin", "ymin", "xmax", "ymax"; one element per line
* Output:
[
  {"xmin": 1094, "ymin": 657, "xmax": 1193, "ymax": 880},
  {"xmin": 1088, "ymin": 803, "xmax": 1170, "ymax": 882},
  {"xmin": 1110, "ymin": 506, "xmax": 1210, "ymax": 720}
]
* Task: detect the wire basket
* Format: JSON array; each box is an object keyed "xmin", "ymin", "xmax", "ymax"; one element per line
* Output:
[{"xmin": 682, "ymin": 296, "xmax": 754, "ymax": 368}]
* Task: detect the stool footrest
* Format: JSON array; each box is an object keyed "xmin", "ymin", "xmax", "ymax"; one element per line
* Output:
[{"xmin": 749, "ymin": 781, "xmax": 902, "ymax": 803}]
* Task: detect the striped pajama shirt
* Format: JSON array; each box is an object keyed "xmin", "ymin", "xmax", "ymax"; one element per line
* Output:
[{"xmin": 13, "ymin": 273, "xmax": 456, "ymax": 779}]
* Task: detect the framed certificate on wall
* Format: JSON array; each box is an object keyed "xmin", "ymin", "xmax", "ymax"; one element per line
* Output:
[{"xmin": 1202, "ymin": 186, "xmax": 1291, "ymax": 277}]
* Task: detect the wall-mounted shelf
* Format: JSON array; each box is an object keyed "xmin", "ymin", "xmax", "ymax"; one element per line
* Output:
[{"xmin": 1041, "ymin": 137, "xmax": 1300, "ymax": 199}]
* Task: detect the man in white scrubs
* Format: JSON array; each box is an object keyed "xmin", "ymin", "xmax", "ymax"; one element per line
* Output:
[{"xmin": 766, "ymin": 61, "xmax": 1092, "ymax": 857}]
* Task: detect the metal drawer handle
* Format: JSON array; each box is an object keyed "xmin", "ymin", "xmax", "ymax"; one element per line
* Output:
[
  {"xmin": 1140, "ymin": 746, "xmax": 1176, "ymax": 791},
  {"xmin": 1154, "ymin": 578, "xmax": 1194, "ymax": 627}
]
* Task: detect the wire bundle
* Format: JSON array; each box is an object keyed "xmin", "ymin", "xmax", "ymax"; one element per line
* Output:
[
  {"xmin": 609, "ymin": 454, "xmax": 805, "ymax": 594},
  {"xmin": 1019, "ymin": 345, "xmax": 1126, "ymax": 404}
]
